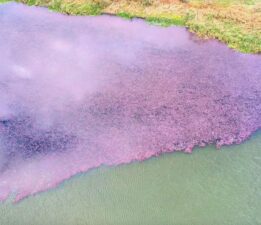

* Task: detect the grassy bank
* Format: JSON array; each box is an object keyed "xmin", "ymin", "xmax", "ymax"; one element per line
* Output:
[
  {"xmin": 0, "ymin": 0, "xmax": 11, "ymax": 3},
  {"xmin": 4, "ymin": 0, "xmax": 261, "ymax": 53}
]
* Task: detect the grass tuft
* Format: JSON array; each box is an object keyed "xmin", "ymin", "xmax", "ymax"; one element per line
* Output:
[
  {"xmin": 117, "ymin": 11, "xmax": 134, "ymax": 19},
  {"xmin": 49, "ymin": 1, "xmax": 102, "ymax": 15},
  {"xmin": 146, "ymin": 15, "xmax": 187, "ymax": 27}
]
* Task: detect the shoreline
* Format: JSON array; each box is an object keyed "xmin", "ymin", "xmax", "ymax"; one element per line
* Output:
[
  {"xmin": 1, "ymin": 130, "xmax": 261, "ymax": 204},
  {"xmin": 0, "ymin": 1, "xmax": 260, "ymax": 203},
  {"xmin": 1, "ymin": 0, "xmax": 261, "ymax": 53},
  {"xmin": 1, "ymin": 132, "xmax": 261, "ymax": 225}
]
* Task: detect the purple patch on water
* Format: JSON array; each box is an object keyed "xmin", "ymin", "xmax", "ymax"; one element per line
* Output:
[{"xmin": 0, "ymin": 3, "xmax": 260, "ymax": 202}]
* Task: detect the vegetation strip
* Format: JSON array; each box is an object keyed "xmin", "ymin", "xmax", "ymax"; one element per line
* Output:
[{"xmin": 1, "ymin": 0, "xmax": 261, "ymax": 53}]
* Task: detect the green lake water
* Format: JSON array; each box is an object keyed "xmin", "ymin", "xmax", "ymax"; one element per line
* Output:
[{"xmin": 0, "ymin": 132, "xmax": 260, "ymax": 225}]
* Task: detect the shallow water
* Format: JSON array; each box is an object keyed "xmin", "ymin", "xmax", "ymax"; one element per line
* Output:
[
  {"xmin": 0, "ymin": 1, "xmax": 260, "ymax": 206},
  {"xmin": 0, "ymin": 132, "xmax": 261, "ymax": 225}
]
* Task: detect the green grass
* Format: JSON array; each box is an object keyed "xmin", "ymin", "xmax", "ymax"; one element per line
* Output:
[
  {"xmin": 1, "ymin": 0, "xmax": 260, "ymax": 53},
  {"xmin": 0, "ymin": 0, "xmax": 11, "ymax": 3},
  {"xmin": 49, "ymin": 0, "xmax": 102, "ymax": 15},
  {"xmin": 146, "ymin": 16, "xmax": 187, "ymax": 27},
  {"xmin": 117, "ymin": 12, "xmax": 190, "ymax": 27},
  {"xmin": 16, "ymin": 0, "xmax": 103, "ymax": 15},
  {"xmin": 117, "ymin": 12, "xmax": 134, "ymax": 19},
  {"xmin": 187, "ymin": 17, "xmax": 261, "ymax": 53}
]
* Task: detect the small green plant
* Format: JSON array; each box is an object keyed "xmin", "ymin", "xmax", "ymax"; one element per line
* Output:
[
  {"xmin": 27, "ymin": 0, "xmax": 37, "ymax": 5},
  {"xmin": 48, "ymin": 1, "xmax": 102, "ymax": 15},
  {"xmin": 146, "ymin": 16, "xmax": 186, "ymax": 27},
  {"xmin": 69, "ymin": 3, "xmax": 100, "ymax": 15},
  {"xmin": 117, "ymin": 12, "xmax": 134, "ymax": 19},
  {"xmin": 49, "ymin": 0, "xmax": 62, "ymax": 11}
]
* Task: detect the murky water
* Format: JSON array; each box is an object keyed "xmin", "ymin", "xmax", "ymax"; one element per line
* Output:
[
  {"xmin": 0, "ymin": 132, "xmax": 261, "ymax": 224},
  {"xmin": 0, "ymin": 2, "xmax": 260, "ymax": 222}
]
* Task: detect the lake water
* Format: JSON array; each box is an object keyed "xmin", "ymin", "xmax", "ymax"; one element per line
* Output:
[
  {"xmin": 0, "ymin": 132, "xmax": 261, "ymax": 225},
  {"xmin": 0, "ymin": 2, "xmax": 260, "ymax": 224}
]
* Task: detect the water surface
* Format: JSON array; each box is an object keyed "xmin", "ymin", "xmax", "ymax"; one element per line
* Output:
[
  {"xmin": 0, "ymin": 2, "xmax": 260, "ymax": 202},
  {"xmin": 0, "ymin": 132, "xmax": 261, "ymax": 225}
]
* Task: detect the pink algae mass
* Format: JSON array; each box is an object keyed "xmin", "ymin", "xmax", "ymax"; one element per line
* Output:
[{"xmin": 0, "ymin": 3, "xmax": 260, "ymax": 202}]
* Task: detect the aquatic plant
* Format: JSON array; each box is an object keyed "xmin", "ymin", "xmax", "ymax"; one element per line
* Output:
[{"xmin": 0, "ymin": 3, "xmax": 260, "ymax": 202}]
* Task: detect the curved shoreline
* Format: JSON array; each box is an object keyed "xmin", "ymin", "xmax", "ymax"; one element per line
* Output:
[
  {"xmin": 10, "ymin": 128, "xmax": 261, "ymax": 203},
  {"xmin": 2, "ymin": 0, "xmax": 261, "ymax": 53}
]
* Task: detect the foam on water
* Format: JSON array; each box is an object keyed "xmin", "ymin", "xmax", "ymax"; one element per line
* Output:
[{"xmin": 0, "ymin": 3, "xmax": 260, "ymax": 202}]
